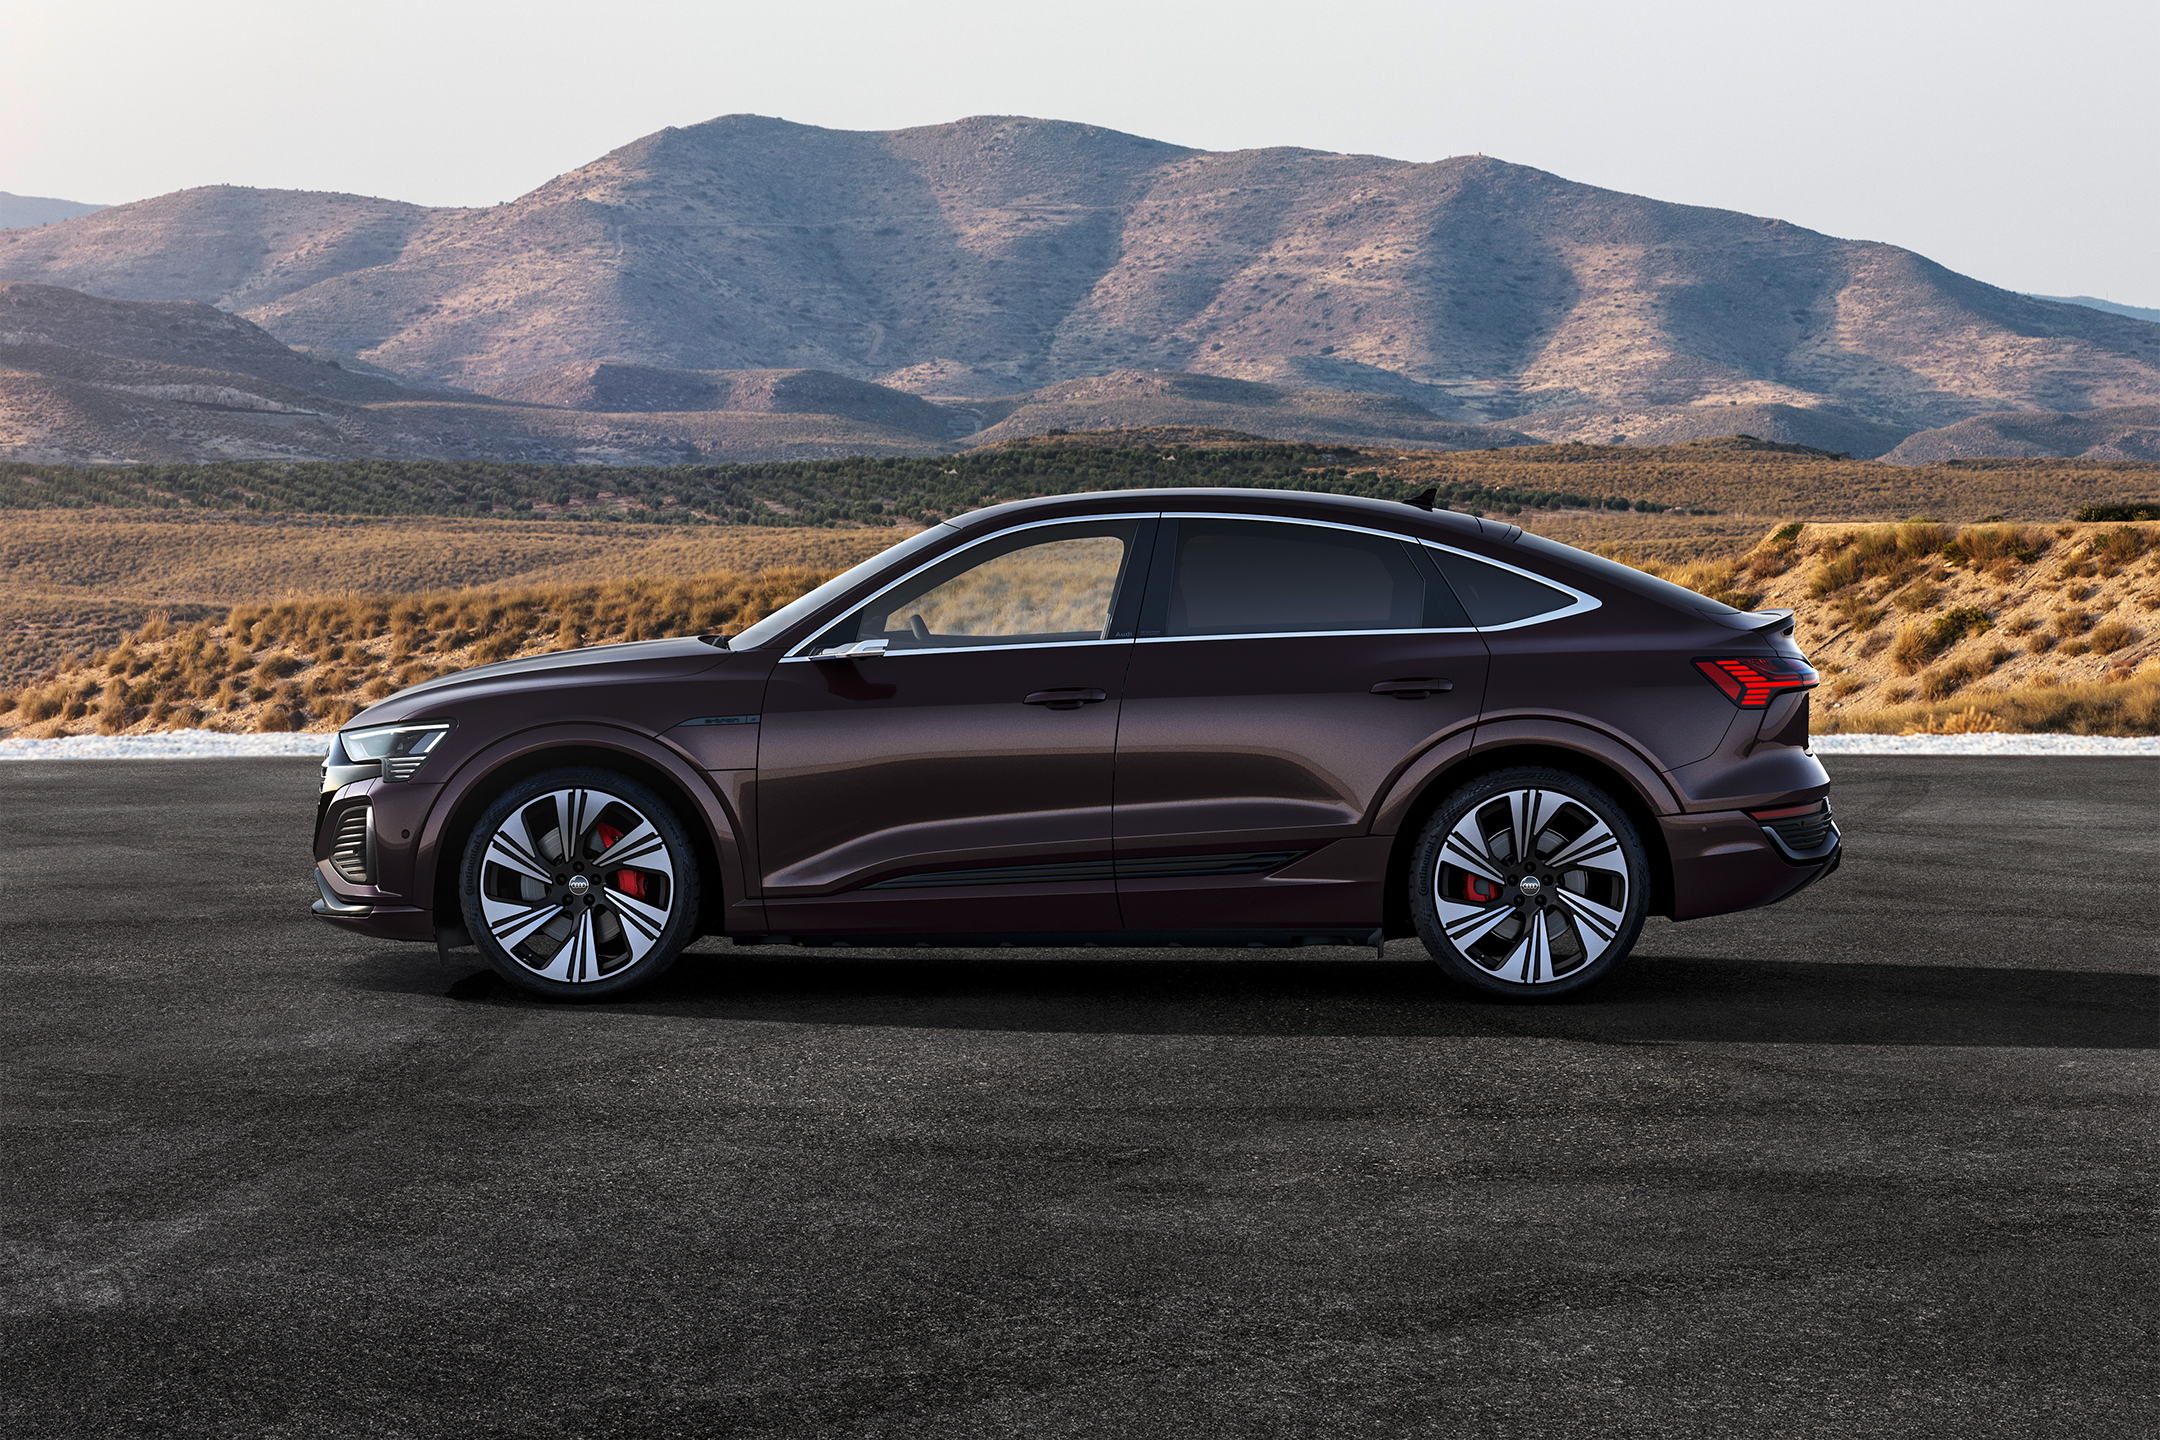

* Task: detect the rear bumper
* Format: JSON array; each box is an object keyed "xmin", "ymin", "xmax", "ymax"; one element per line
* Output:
[{"xmin": 1661, "ymin": 808, "xmax": 1841, "ymax": 922}]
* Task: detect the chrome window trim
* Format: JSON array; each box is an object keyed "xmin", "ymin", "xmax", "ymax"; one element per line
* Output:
[
  {"xmin": 1135, "ymin": 627, "xmax": 1479, "ymax": 645},
  {"xmin": 779, "ymin": 512, "xmax": 1158, "ymax": 660},
  {"xmin": 778, "ymin": 638, "xmax": 1131, "ymax": 664},
  {"xmin": 1417, "ymin": 540, "xmax": 1603, "ymax": 630}
]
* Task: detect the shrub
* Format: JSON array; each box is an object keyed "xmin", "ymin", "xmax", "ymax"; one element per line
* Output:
[
  {"xmin": 2091, "ymin": 620, "xmax": 2139, "ymax": 654},
  {"xmin": 1895, "ymin": 580, "xmax": 1941, "ymax": 612},
  {"xmin": 1892, "ymin": 607, "xmax": 1990, "ymax": 673},
  {"xmin": 1951, "ymin": 524, "xmax": 2048, "ymax": 579},
  {"xmin": 2093, "ymin": 526, "xmax": 2155, "ymax": 565}
]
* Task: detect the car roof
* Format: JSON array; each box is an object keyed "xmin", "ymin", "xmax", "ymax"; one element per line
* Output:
[{"xmin": 945, "ymin": 487, "xmax": 1506, "ymax": 544}]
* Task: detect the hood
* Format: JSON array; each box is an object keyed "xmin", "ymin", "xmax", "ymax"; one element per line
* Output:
[{"xmin": 352, "ymin": 636, "xmax": 729, "ymax": 724}]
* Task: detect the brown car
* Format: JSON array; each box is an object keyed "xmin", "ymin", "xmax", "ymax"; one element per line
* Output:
[{"xmin": 312, "ymin": 488, "xmax": 1838, "ymax": 998}]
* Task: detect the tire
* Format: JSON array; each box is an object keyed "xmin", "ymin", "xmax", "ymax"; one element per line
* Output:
[
  {"xmin": 1410, "ymin": 766, "xmax": 1648, "ymax": 999},
  {"xmin": 459, "ymin": 767, "xmax": 702, "ymax": 1000}
]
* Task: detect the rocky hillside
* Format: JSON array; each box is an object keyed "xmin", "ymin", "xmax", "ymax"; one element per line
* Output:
[
  {"xmin": 4, "ymin": 115, "xmax": 2155, "ymax": 450},
  {"xmin": 1882, "ymin": 405, "xmax": 2160, "ymax": 465},
  {"xmin": 1, "ymin": 283, "xmax": 1547, "ymax": 461}
]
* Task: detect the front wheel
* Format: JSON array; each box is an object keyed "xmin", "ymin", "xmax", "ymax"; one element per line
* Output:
[
  {"xmin": 1411, "ymin": 766, "xmax": 1648, "ymax": 998},
  {"xmin": 459, "ymin": 767, "xmax": 701, "ymax": 999}
]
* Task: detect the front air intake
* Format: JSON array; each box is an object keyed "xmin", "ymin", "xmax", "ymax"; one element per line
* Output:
[{"xmin": 329, "ymin": 805, "xmax": 374, "ymax": 885}]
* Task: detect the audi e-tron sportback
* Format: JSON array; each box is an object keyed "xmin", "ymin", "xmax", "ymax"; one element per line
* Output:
[{"xmin": 311, "ymin": 488, "xmax": 1839, "ymax": 998}]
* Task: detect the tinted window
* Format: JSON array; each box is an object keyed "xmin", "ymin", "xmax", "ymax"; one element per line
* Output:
[
  {"xmin": 1154, "ymin": 520, "xmax": 1465, "ymax": 636},
  {"xmin": 853, "ymin": 521, "xmax": 1140, "ymax": 650},
  {"xmin": 1429, "ymin": 550, "xmax": 1577, "ymax": 627}
]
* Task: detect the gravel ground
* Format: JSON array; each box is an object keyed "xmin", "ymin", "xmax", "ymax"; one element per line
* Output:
[{"xmin": 1, "ymin": 756, "xmax": 2152, "ymax": 1438}]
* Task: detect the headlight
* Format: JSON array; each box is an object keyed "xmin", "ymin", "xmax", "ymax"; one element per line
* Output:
[{"xmin": 338, "ymin": 721, "xmax": 454, "ymax": 782}]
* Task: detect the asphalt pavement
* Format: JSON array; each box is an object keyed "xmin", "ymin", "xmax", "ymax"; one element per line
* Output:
[{"xmin": 2, "ymin": 756, "xmax": 2153, "ymax": 1438}]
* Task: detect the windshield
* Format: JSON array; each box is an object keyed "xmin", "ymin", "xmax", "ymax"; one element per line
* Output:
[
  {"xmin": 1512, "ymin": 532, "xmax": 1742, "ymax": 616},
  {"xmin": 726, "ymin": 524, "xmax": 955, "ymax": 650}
]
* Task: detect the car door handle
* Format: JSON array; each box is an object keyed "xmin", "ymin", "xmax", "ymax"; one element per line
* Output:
[
  {"xmin": 1024, "ymin": 688, "xmax": 1109, "ymax": 710},
  {"xmin": 1371, "ymin": 677, "xmax": 1453, "ymax": 698}
]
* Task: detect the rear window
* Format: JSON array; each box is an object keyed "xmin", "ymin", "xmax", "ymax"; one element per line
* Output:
[{"xmin": 1154, "ymin": 519, "xmax": 1467, "ymax": 635}]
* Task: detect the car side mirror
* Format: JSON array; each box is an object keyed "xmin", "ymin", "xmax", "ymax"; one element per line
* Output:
[{"xmin": 816, "ymin": 638, "xmax": 890, "ymax": 660}]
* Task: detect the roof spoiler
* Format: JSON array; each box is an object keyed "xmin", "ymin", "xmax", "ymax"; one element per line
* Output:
[{"xmin": 1707, "ymin": 607, "xmax": 1797, "ymax": 637}]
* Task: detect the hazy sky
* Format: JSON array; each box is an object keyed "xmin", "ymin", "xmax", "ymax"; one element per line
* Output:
[{"xmin": 7, "ymin": 0, "xmax": 2152, "ymax": 302}]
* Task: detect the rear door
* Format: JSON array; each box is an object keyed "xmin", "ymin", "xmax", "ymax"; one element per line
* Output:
[
  {"xmin": 1112, "ymin": 515, "xmax": 1490, "ymax": 930},
  {"xmin": 756, "ymin": 516, "xmax": 1152, "ymax": 936}
]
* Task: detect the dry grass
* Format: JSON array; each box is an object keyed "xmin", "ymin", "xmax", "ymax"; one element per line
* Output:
[
  {"xmin": 0, "ymin": 568, "xmax": 835, "ymax": 738},
  {"xmin": 1604, "ymin": 520, "xmax": 2160, "ymax": 733},
  {"xmin": 9, "ymin": 515, "xmax": 2160, "ymax": 740},
  {"xmin": 0, "ymin": 513, "xmax": 900, "ymax": 686},
  {"xmin": 1817, "ymin": 667, "xmax": 2160, "ymax": 736}
]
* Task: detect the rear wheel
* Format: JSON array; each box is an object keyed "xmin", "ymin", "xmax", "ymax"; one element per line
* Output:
[
  {"xmin": 1411, "ymin": 766, "xmax": 1647, "ymax": 998},
  {"xmin": 459, "ymin": 767, "xmax": 701, "ymax": 999}
]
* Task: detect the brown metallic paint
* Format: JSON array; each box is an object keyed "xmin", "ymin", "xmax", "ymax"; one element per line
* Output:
[
  {"xmin": 755, "ymin": 643, "xmax": 1132, "ymax": 930},
  {"xmin": 1113, "ymin": 630, "xmax": 1489, "ymax": 929}
]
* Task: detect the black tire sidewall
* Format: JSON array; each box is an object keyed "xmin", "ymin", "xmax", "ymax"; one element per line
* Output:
[
  {"xmin": 460, "ymin": 766, "xmax": 701, "ymax": 1000},
  {"xmin": 1411, "ymin": 765, "xmax": 1648, "ymax": 999}
]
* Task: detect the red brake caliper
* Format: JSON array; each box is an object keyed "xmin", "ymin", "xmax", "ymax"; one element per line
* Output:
[
  {"xmin": 593, "ymin": 822, "xmax": 647, "ymax": 901},
  {"xmin": 1465, "ymin": 875, "xmax": 1500, "ymax": 903}
]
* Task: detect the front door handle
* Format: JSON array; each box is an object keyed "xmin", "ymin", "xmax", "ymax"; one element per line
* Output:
[
  {"xmin": 1372, "ymin": 677, "xmax": 1453, "ymax": 699},
  {"xmin": 1024, "ymin": 688, "xmax": 1109, "ymax": 710}
]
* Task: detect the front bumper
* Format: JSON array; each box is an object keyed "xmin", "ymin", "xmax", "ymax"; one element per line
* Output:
[
  {"xmin": 309, "ymin": 863, "xmax": 435, "ymax": 941},
  {"xmin": 312, "ymin": 870, "xmax": 373, "ymax": 917}
]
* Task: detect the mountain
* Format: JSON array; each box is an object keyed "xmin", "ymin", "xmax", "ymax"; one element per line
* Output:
[
  {"xmin": 0, "ymin": 283, "xmax": 940, "ymax": 465},
  {"xmin": 3, "ymin": 115, "xmax": 2154, "ymax": 450},
  {"xmin": 4, "ymin": 282, "xmax": 1532, "ymax": 463},
  {"xmin": 0, "ymin": 193, "xmax": 107, "ymax": 229},
  {"xmin": 1881, "ymin": 405, "xmax": 2160, "ymax": 465},
  {"xmin": 2035, "ymin": 296, "xmax": 2160, "ymax": 326}
]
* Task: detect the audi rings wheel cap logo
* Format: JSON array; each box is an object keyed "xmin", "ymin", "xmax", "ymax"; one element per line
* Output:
[
  {"xmin": 566, "ymin": 874, "xmax": 591, "ymax": 896},
  {"xmin": 1516, "ymin": 875, "xmax": 1542, "ymax": 897}
]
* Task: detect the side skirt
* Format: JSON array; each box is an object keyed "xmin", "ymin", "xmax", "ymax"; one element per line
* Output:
[{"xmin": 730, "ymin": 928, "xmax": 1387, "ymax": 951}]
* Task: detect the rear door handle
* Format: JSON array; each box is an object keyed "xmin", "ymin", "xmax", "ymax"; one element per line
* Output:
[
  {"xmin": 1024, "ymin": 688, "xmax": 1109, "ymax": 710},
  {"xmin": 1372, "ymin": 677, "xmax": 1453, "ymax": 699}
]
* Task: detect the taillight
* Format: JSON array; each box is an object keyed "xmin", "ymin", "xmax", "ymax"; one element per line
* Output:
[{"xmin": 1694, "ymin": 655, "xmax": 1818, "ymax": 708}]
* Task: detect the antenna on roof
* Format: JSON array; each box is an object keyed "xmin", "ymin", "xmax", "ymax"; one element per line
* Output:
[{"xmin": 1403, "ymin": 487, "xmax": 1437, "ymax": 511}]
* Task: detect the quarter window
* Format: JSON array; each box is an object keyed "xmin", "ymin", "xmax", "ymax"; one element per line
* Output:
[
  {"xmin": 1153, "ymin": 519, "xmax": 1466, "ymax": 636},
  {"xmin": 1427, "ymin": 550, "xmax": 1577, "ymax": 627},
  {"xmin": 852, "ymin": 522, "xmax": 1140, "ymax": 650}
]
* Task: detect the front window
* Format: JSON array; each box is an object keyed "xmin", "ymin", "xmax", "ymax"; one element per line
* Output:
[
  {"xmin": 728, "ymin": 525, "xmax": 954, "ymax": 650},
  {"xmin": 846, "ymin": 520, "xmax": 1142, "ymax": 651}
]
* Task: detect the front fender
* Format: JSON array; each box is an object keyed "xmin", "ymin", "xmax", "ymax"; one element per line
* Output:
[{"xmin": 410, "ymin": 721, "xmax": 754, "ymax": 939}]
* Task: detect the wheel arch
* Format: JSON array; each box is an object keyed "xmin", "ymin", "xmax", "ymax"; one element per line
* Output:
[
  {"xmin": 425, "ymin": 733, "xmax": 735, "ymax": 940},
  {"xmin": 1378, "ymin": 738, "xmax": 1677, "ymax": 937}
]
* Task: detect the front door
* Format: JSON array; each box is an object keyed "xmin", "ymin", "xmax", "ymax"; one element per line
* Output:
[
  {"xmin": 757, "ymin": 517, "xmax": 1150, "ymax": 936},
  {"xmin": 1113, "ymin": 515, "xmax": 1490, "ymax": 930}
]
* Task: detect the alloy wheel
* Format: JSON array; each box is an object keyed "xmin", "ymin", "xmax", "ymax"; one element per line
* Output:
[
  {"xmin": 1432, "ymin": 785, "xmax": 1632, "ymax": 986},
  {"xmin": 475, "ymin": 785, "xmax": 678, "ymax": 984}
]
